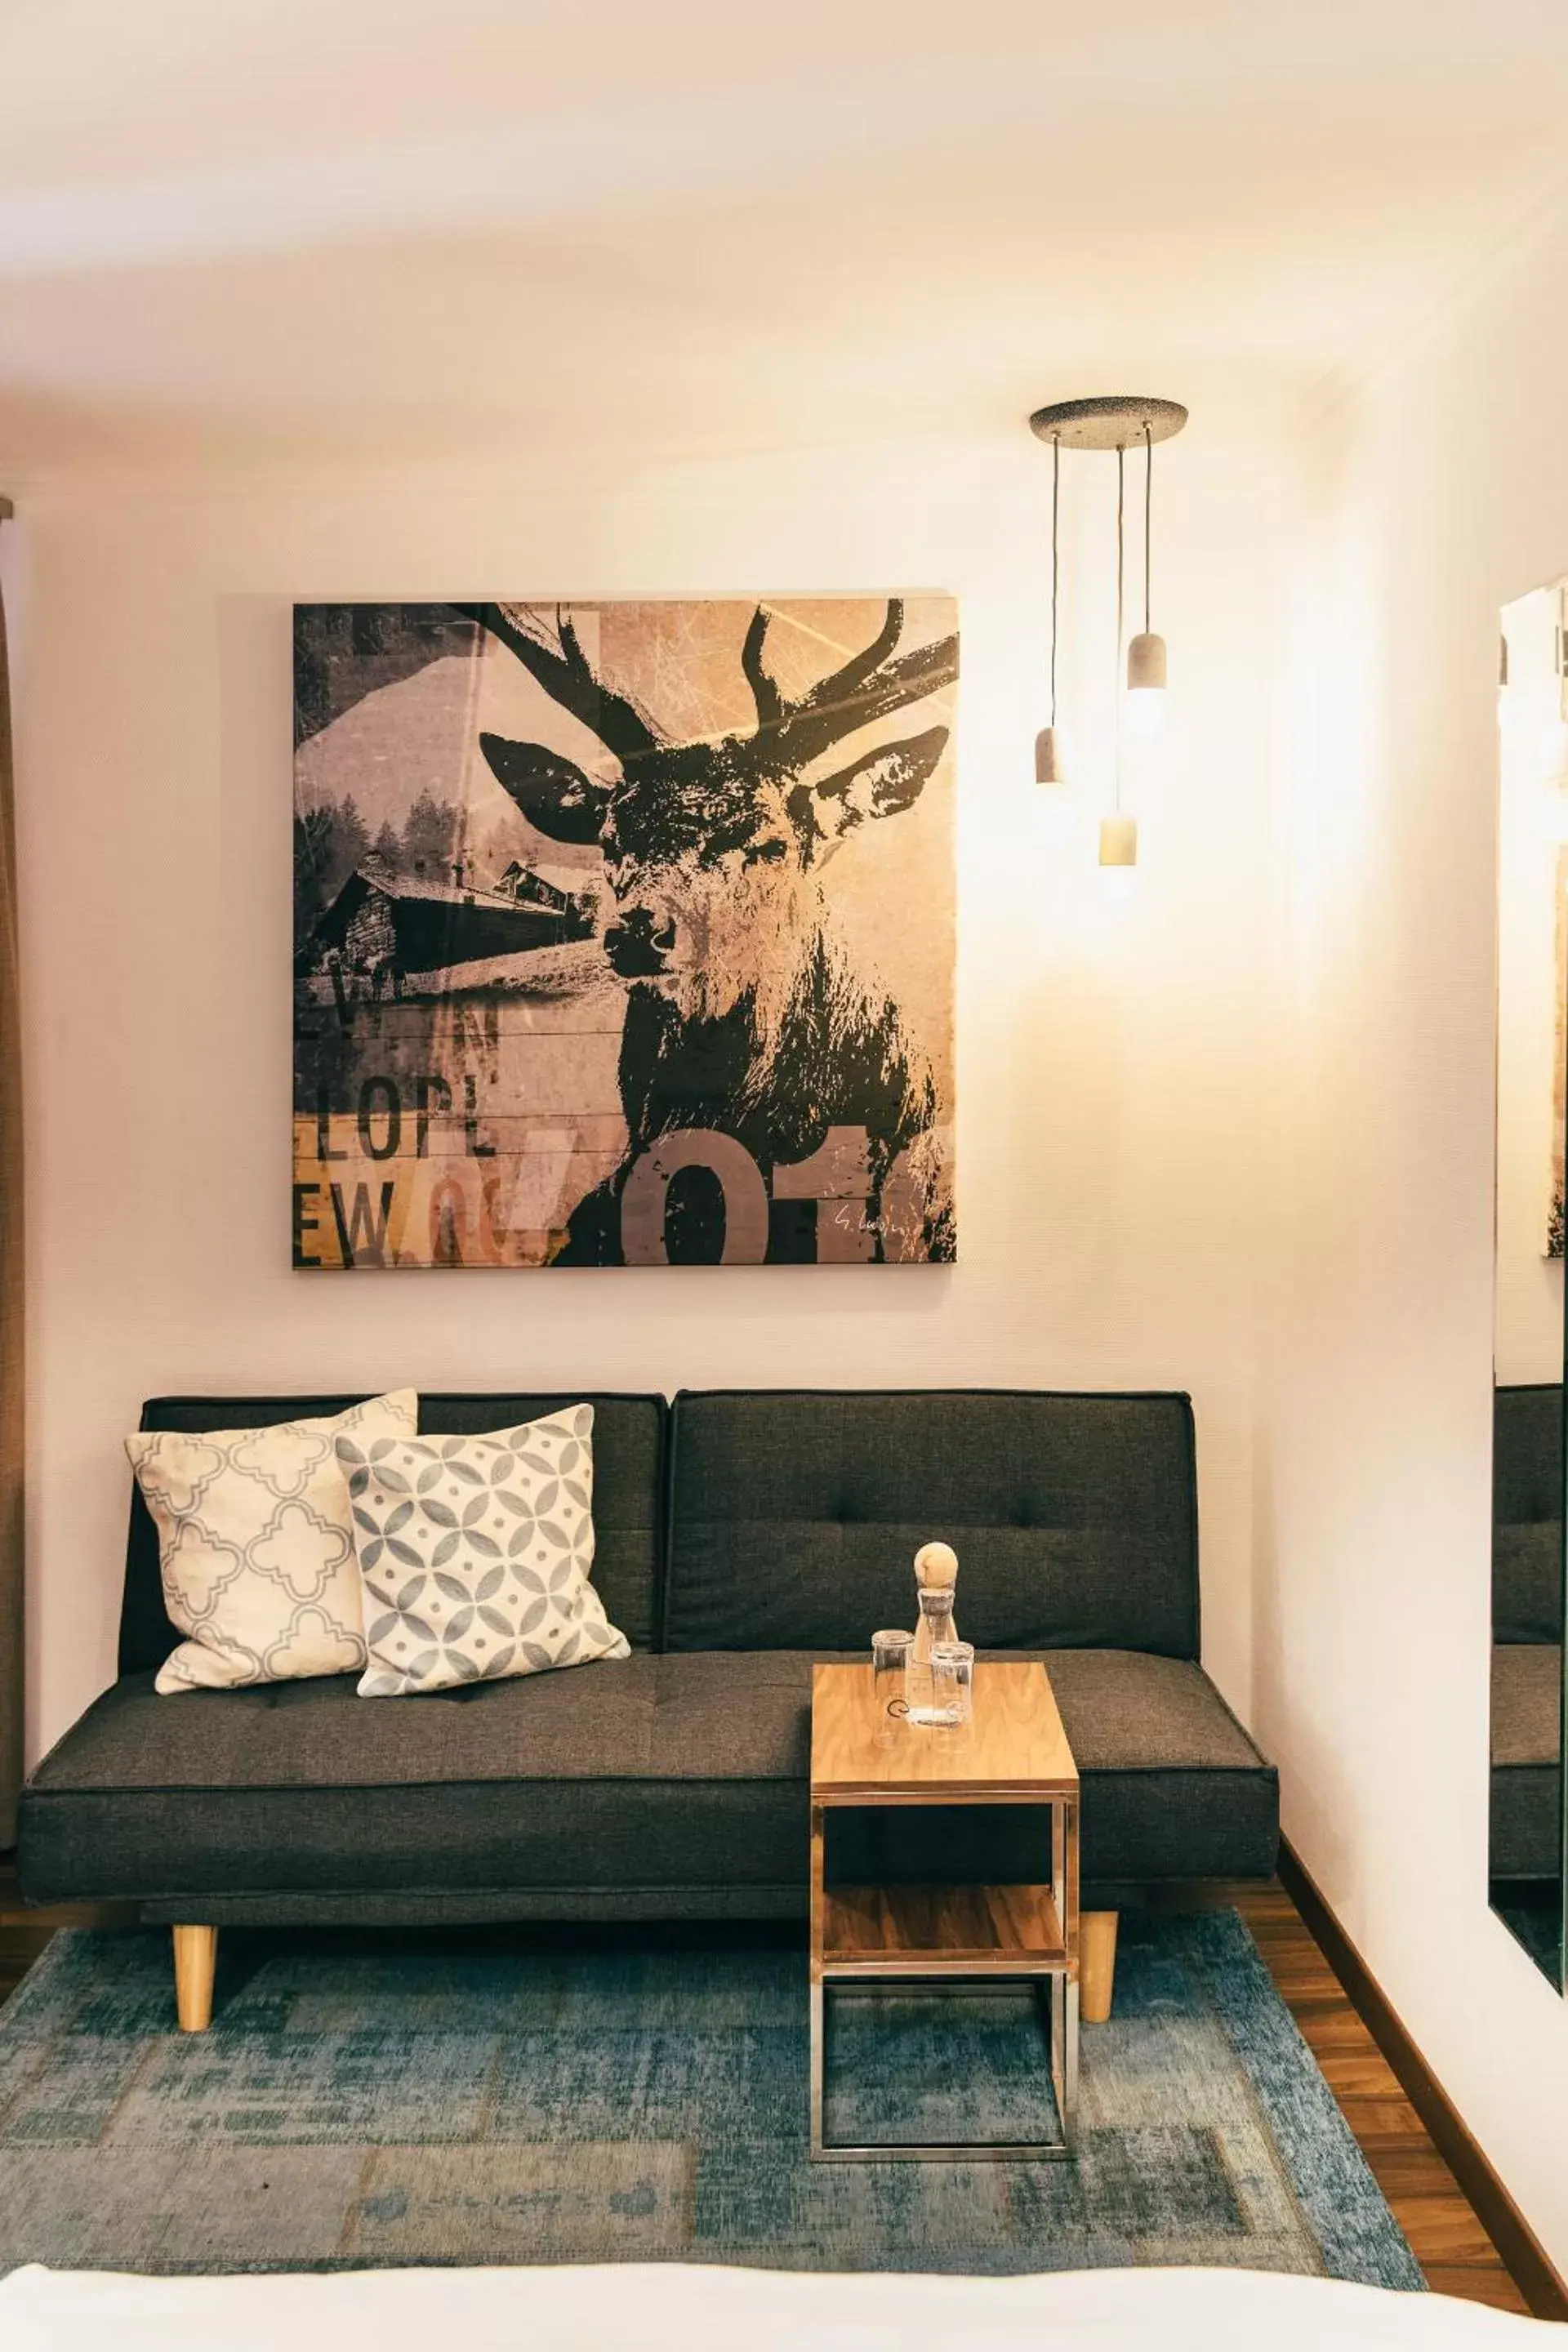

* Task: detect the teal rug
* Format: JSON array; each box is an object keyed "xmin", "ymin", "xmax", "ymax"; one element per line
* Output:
[{"xmin": 0, "ymin": 1911, "xmax": 1421, "ymax": 2284}]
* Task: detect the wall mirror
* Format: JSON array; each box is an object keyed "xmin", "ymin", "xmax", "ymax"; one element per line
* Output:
[{"xmin": 1491, "ymin": 577, "xmax": 1568, "ymax": 1987}]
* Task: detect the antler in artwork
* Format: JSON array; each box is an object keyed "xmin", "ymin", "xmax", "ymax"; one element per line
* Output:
[
  {"xmin": 453, "ymin": 600, "xmax": 662, "ymax": 765},
  {"xmin": 459, "ymin": 594, "xmax": 957, "ymax": 784},
  {"xmin": 740, "ymin": 597, "xmax": 959, "ymax": 773}
]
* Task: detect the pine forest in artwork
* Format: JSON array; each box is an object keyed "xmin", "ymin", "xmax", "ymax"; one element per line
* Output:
[{"xmin": 292, "ymin": 596, "xmax": 958, "ymax": 1268}]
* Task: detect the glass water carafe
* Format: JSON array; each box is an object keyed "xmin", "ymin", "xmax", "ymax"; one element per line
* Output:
[{"xmin": 905, "ymin": 1584, "xmax": 960, "ymax": 1725}]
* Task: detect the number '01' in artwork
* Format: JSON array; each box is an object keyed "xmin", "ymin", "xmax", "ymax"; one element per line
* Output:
[{"xmin": 292, "ymin": 595, "xmax": 958, "ymax": 1267}]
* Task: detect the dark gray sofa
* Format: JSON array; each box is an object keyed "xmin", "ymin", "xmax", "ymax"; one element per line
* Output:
[
  {"xmin": 1492, "ymin": 1383, "xmax": 1563, "ymax": 1884},
  {"xmin": 19, "ymin": 1388, "xmax": 1278, "ymax": 2019}
]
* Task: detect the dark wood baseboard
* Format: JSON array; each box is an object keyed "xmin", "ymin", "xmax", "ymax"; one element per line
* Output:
[{"xmin": 1277, "ymin": 1841, "xmax": 1568, "ymax": 2321}]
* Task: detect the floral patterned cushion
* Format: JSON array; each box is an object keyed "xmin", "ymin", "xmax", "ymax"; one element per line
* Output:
[
  {"xmin": 128, "ymin": 1391, "xmax": 418, "ymax": 1694},
  {"xmin": 339, "ymin": 1405, "xmax": 629, "ymax": 1697}
]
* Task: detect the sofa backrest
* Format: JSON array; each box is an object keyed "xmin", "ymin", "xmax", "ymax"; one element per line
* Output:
[
  {"xmin": 662, "ymin": 1388, "xmax": 1200, "ymax": 1657},
  {"xmin": 1494, "ymin": 1383, "xmax": 1565, "ymax": 1645},
  {"xmin": 118, "ymin": 1392, "xmax": 669, "ymax": 1675}
]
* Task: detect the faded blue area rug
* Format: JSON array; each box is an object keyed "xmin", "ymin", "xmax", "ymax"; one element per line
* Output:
[{"xmin": 0, "ymin": 1910, "xmax": 1421, "ymax": 2284}]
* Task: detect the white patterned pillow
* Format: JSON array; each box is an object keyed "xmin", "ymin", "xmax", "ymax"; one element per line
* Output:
[
  {"xmin": 129, "ymin": 1391, "xmax": 418, "ymax": 1695},
  {"xmin": 340, "ymin": 1405, "xmax": 628, "ymax": 1697}
]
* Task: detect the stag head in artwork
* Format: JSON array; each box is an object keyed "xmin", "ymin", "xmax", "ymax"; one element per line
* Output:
[{"xmin": 457, "ymin": 597, "xmax": 959, "ymax": 1264}]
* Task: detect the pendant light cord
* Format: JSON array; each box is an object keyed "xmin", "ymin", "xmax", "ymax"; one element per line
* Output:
[
  {"xmin": 1143, "ymin": 422, "xmax": 1153, "ymax": 636},
  {"xmin": 1115, "ymin": 441, "xmax": 1125, "ymax": 812},
  {"xmin": 1049, "ymin": 433, "xmax": 1060, "ymax": 729}
]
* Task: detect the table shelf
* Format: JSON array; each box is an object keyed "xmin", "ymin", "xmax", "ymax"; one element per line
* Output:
[{"xmin": 820, "ymin": 1880, "xmax": 1067, "ymax": 1977}]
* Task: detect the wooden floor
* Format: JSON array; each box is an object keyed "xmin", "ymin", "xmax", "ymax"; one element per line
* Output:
[
  {"xmin": 1226, "ymin": 1882, "xmax": 1530, "ymax": 2313},
  {"xmin": 0, "ymin": 1866, "xmax": 1530, "ymax": 2314}
]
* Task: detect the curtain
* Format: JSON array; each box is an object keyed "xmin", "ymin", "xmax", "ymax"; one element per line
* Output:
[{"xmin": 0, "ymin": 515, "xmax": 21, "ymax": 1847}]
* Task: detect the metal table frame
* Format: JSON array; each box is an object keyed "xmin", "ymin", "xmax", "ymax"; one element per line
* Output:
[{"xmin": 808, "ymin": 1786, "xmax": 1080, "ymax": 2163}]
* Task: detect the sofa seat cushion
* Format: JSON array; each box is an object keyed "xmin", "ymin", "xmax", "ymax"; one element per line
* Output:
[
  {"xmin": 20, "ymin": 1655, "xmax": 815, "ymax": 1906},
  {"xmin": 19, "ymin": 1650, "xmax": 1276, "ymax": 1908},
  {"xmin": 831, "ymin": 1650, "xmax": 1276, "ymax": 1893},
  {"xmin": 1491, "ymin": 1642, "xmax": 1561, "ymax": 1882},
  {"xmin": 1044, "ymin": 1649, "xmax": 1277, "ymax": 1886}
]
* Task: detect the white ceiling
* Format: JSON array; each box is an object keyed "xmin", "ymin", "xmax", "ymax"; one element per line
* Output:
[{"xmin": 2, "ymin": 0, "xmax": 1566, "ymax": 470}]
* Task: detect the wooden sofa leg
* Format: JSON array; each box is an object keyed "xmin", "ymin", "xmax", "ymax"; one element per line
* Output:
[
  {"xmin": 172, "ymin": 1925, "xmax": 217, "ymax": 2032},
  {"xmin": 1080, "ymin": 1910, "xmax": 1118, "ymax": 2025}
]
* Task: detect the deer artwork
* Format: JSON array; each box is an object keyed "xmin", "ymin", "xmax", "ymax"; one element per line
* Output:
[{"xmin": 455, "ymin": 597, "xmax": 960, "ymax": 1266}]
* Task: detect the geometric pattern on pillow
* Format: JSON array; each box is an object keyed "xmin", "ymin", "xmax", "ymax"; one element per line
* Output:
[
  {"xmin": 341, "ymin": 1405, "xmax": 630, "ymax": 1697},
  {"xmin": 128, "ymin": 1389, "xmax": 417, "ymax": 1695}
]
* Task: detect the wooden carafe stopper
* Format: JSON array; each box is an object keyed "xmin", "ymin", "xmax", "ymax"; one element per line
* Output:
[{"xmin": 913, "ymin": 1540, "xmax": 959, "ymax": 1590}]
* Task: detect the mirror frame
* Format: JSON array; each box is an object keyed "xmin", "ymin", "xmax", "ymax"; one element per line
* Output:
[{"xmin": 1490, "ymin": 576, "xmax": 1568, "ymax": 1989}]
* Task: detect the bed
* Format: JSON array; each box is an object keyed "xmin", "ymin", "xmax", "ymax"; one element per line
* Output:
[{"xmin": 0, "ymin": 2263, "xmax": 1558, "ymax": 2351}]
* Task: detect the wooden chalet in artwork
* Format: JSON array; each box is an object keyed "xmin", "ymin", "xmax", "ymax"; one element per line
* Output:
[
  {"xmin": 497, "ymin": 860, "xmax": 584, "ymax": 911},
  {"xmin": 310, "ymin": 858, "xmax": 595, "ymax": 977}
]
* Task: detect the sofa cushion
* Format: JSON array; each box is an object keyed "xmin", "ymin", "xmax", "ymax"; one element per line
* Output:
[
  {"xmin": 118, "ymin": 1392, "xmax": 666, "ymax": 1675},
  {"xmin": 1036, "ymin": 1648, "xmax": 1277, "ymax": 1885},
  {"xmin": 20, "ymin": 1656, "xmax": 808, "ymax": 1908},
  {"xmin": 1494, "ymin": 1385, "xmax": 1563, "ymax": 1643},
  {"xmin": 131, "ymin": 1390, "xmax": 418, "ymax": 1693},
  {"xmin": 346, "ymin": 1410, "xmax": 629, "ymax": 1697},
  {"xmin": 1491, "ymin": 1642, "xmax": 1562, "ymax": 1881},
  {"xmin": 664, "ymin": 1390, "xmax": 1200, "ymax": 1657},
  {"xmin": 19, "ymin": 1649, "xmax": 1274, "ymax": 1909}
]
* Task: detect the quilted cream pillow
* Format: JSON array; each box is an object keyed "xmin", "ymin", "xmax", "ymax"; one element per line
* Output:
[
  {"xmin": 128, "ymin": 1390, "xmax": 417, "ymax": 1694},
  {"xmin": 340, "ymin": 1405, "xmax": 629, "ymax": 1696}
]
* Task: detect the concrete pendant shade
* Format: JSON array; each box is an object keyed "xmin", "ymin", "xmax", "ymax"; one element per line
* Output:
[
  {"xmin": 1036, "ymin": 725, "xmax": 1068, "ymax": 785},
  {"xmin": 1099, "ymin": 814, "xmax": 1138, "ymax": 866},
  {"xmin": 1127, "ymin": 631, "xmax": 1167, "ymax": 691}
]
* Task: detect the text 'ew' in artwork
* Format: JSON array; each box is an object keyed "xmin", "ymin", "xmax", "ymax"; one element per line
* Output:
[{"xmin": 292, "ymin": 596, "xmax": 959, "ymax": 1267}]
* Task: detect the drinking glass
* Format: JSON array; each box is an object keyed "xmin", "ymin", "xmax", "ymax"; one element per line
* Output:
[
  {"xmin": 871, "ymin": 1629, "xmax": 914, "ymax": 1725},
  {"xmin": 929, "ymin": 1639, "xmax": 974, "ymax": 1728}
]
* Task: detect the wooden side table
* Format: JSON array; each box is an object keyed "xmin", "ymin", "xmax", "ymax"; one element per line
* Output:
[{"xmin": 808, "ymin": 1659, "xmax": 1080, "ymax": 2162}]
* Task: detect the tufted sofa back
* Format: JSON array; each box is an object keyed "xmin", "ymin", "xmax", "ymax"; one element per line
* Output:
[
  {"xmin": 1494, "ymin": 1383, "xmax": 1565, "ymax": 1645},
  {"xmin": 661, "ymin": 1389, "xmax": 1200, "ymax": 1658},
  {"xmin": 118, "ymin": 1392, "xmax": 667, "ymax": 1673},
  {"xmin": 117, "ymin": 1387, "xmax": 1202, "ymax": 1676}
]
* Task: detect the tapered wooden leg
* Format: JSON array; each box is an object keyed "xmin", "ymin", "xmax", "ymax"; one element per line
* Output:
[
  {"xmin": 172, "ymin": 1925, "xmax": 217, "ymax": 2032},
  {"xmin": 1080, "ymin": 1910, "xmax": 1118, "ymax": 2025}
]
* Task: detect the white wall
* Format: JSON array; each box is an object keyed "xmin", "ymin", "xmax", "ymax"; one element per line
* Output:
[
  {"xmin": 1259, "ymin": 199, "xmax": 1568, "ymax": 2266},
  {"xmin": 8, "ymin": 427, "xmax": 1281, "ymax": 1763}
]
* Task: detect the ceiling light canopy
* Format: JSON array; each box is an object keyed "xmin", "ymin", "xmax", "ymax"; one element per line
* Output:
[{"xmin": 1027, "ymin": 397, "xmax": 1187, "ymax": 452}]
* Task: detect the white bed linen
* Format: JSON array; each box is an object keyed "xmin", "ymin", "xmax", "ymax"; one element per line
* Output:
[{"xmin": 0, "ymin": 2262, "xmax": 1559, "ymax": 2352}]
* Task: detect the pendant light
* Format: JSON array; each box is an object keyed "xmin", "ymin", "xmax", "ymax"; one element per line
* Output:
[
  {"xmin": 1035, "ymin": 431, "xmax": 1067, "ymax": 784},
  {"xmin": 1104, "ymin": 441, "xmax": 1137, "ymax": 890},
  {"xmin": 1542, "ymin": 589, "xmax": 1568, "ymax": 786},
  {"xmin": 1126, "ymin": 424, "xmax": 1167, "ymax": 738},
  {"xmin": 1028, "ymin": 396, "xmax": 1187, "ymax": 880}
]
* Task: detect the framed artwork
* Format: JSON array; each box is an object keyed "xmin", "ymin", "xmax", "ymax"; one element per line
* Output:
[{"xmin": 292, "ymin": 596, "xmax": 958, "ymax": 1267}]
